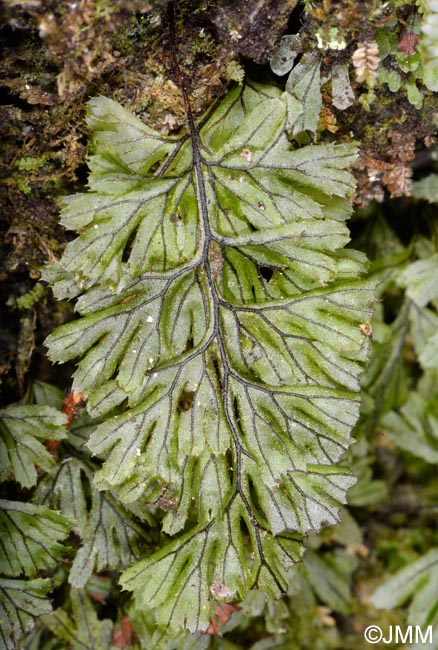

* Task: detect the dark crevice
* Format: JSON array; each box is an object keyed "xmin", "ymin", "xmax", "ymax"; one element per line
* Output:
[
  {"xmin": 247, "ymin": 476, "xmax": 267, "ymax": 526},
  {"xmin": 177, "ymin": 388, "xmax": 196, "ymax": 413},
  {"xmin": 225, "ymin": 448, "xmax": 234, "ymax": 484},
  {"xmin": 232, "ymin": 396, "xmax": 241, "ymax": 429},
  {"xmin": 0, "ymin": 86, "xmax": 33, "ymax": 110},
  {"xmin": 184, "ymin": 324, "xmax": 194, "ymax": 352},
  {"xmin": 121, "ymin": 231, "xmax": 136, "ymax": 264},
  {"xmin": 81, "ymin": 470, "xmax": 93, "ymax": 512},
  {"xmin": 259, "ymin": 266, "xmax": 274, "ymax": 281},
  {"xmin": 211, "ymin": 354, "xmax": 223, "ymax": 392},
  {"xmin": 74, "ymin": 162, "xmax": 89, "ymax": 186},
  {"xmin": 239, "ymin": 513, "xmax": 251, "ymax": 541},
  {"xmin": 286, "ymin": 1, "xmax": 305, "ymax": 35}
]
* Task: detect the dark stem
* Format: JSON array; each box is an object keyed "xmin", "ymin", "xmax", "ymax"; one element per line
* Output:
[{"xmin": 166, "ymin": 1, "xmax": 286, "ymax": 594}]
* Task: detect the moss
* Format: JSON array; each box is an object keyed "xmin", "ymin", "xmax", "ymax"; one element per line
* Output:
[{"xmin": 296, "ymin": 0, "xmax": 438, "ymax": 203}]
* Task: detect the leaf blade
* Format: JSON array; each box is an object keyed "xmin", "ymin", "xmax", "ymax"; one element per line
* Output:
[
  {"xmin": 46, "ymin": 81, "xmax": 375, "ymax": 629},
  {"xmin": 0, "ymin": 405, "xmax": 68, "ymax": 488}
]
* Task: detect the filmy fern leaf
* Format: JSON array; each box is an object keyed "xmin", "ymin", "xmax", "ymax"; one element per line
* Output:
[
  {"xmin": 0, "ymin": 578, "xmax": 53, "ymax": 650},
  {"xmin": 34, "ymin": 457, "xmax": 151, "ymax": 588},
  {"xmin": 371, "ymin": 549, "xmax": 438, "ymax": 632},
  {"xmin": 45, "ymin": 80, "xmax": 375, "ymax": 630},
  {"xmin": 0, "ymin": 405, "xmax": 68, "ymax": 488},
  {"xmin": 0, "ymin": 500, "xmax": 72, "ymax": 578},
  {"xmin": 419, "ymin": 0, "xmax": 438, "ymax": 91},
  {"xmin": 380, "ymin": 383, "xmax": 438, "ymax": 463},
  {"xmin": 42, "ymin": 588, "xmax": 114, "ymax": 650}
]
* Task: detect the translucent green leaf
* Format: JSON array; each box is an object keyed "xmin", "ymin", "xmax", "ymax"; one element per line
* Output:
[
  {"xmin": 128, "ymin": 604, "xmax": 212, "ymax": 650},
  {"xmin": 419, "ymin": 330, "xmax": 438, "ymax": 368},
  {"xmin": 360, "ymin": 303, "xmax": 410, "ymax": 427},
  {"xmin": 0, "ymin": 578, "xmax": 52, "ymax": 650},
  {"xmin": 285, "ymin": 54, "xmax": 322, "ymax": 134},
  {"xmin": 406, "ymin": 76, "xmax": 423, "ymax": 108},
  {"xmin": 379, "ymin": 390, "xmax": 438, "ymax": 462},
  {"xmin": 34, "ymin": 458, "xmax": 150, "ymax": 587},
  {"xmin": 378, "ymin": 66, "xmax": 402, "ymax": 92},
  {"xmin": 270, "ymin": 35, "xmax": 302, "ymax": 76},
  {"xmin": 409, "ymin": 303, "xmax": 438, "ymax": 370},
  {"xmin": 326, "ymin": 506, "xmax": 363, "ymax": 548},
  {"xmin": 14, "ymin": 625, "xmax": 61, "ymax": 650},
  {"xmin": 371, "ymin": 549, "xmax": 438, "ymax": 630},
  {"xmin": 0, "ymin": 405, "xmax": 68, "ymax": 488},
  {"xmin": 30, "ymin": 380, "xmax": 64, "ymax": 408},
  {"xmin": 398, "ymin": 253, "xmax": 438, "ymax": 307},
  {"xmin": 375, "ymin": 27, "xmax": 399, "ymax": 60},
  {"xmin": 331, "ymin": 65, "xmax": 355, "ymax": 111},
  {"xmin": 419, "ymin": 0, "xmax": 438, "ymax": 91},
  {"xmin": 42, "ymin": 588, "xmax": 113, "ymax": 650},
  {"xmin": 121, "ymin": 499, "xmax": 302, "ymax": 632},
  {"xmin": 346, "ymin": 455, "xmax": 387, "ymax": 507},
  {"xmin": 358, "ymin": 217, "xmax": 410, "ymax": 293},
  {"xmin": 412, "ymin": 173, "xmax": 438, "ymax": 203},
  {"xmin": 304, "ymin": 550, "xmax": 355, "ymax": 615},
  {"xmin": 0, "ymin": 500, "xmax": 72, "ymax": 578},
  {"xmin": 45, "ymin": 82, "xmax": 375, "ymax": 629}
]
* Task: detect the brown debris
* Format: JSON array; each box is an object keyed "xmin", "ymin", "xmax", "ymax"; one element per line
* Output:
[
  {"xmin": 359, "ymin": 323, "xmax": 372, "ymax": 338},
  {"xmin": 397, "ymin": 29, "xmax": 419, "ymax": 55},
  {"xmin": 61, "ymin": 390, "xmax": 86, "ymax": 424},
  {"xmin": 206, "ymin": 601, "xmax": 241, "ymax": 636},
  {"xmin": 112, "ymin": 615, "xmax": 135, "ymax": 647},
  {"xmin": 318, "ymin": 105, "xmax": 339, "ymax": 133},
  {"xmin": 382, "ymin": 163, "xmax": 413, "ymax": 198}
]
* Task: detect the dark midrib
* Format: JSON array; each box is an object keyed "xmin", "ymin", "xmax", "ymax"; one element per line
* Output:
[
  {"xmin": 166, "ymin": 2, "xmax": 286, "ymax": 594},
  {"xmin": 179, "ymin": 55, "xmax": 249, "ymax": 508}
]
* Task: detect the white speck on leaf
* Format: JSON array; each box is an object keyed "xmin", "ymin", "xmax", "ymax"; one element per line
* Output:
[
  {"xmin": 210, "ymin": 580, "xmax": 234, "ymax": 598},
  {"xmin": 240, "ymin": 148, "xmax": 253, "ymax": 163}
]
